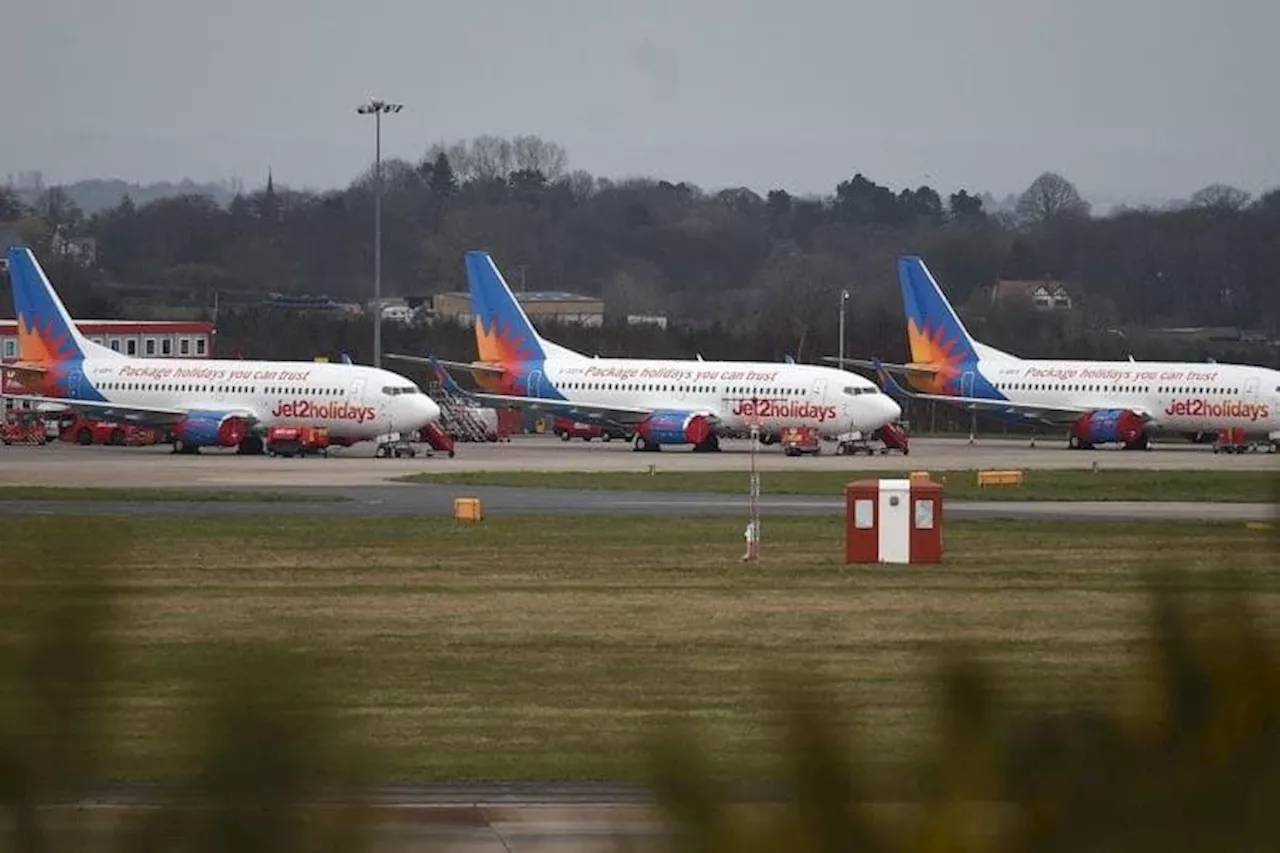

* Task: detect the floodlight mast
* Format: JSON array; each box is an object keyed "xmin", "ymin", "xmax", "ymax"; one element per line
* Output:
[{"xmin": 355, "ymin": 98, "xmax": 403, "ymax": 369}]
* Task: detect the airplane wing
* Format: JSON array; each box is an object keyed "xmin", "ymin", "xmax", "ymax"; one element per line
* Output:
[
  {"xmin": 426, "ymin": 358, "xmax": 705, "ymax": 426},
  {"xmin": 869, "ymin": 360, "xmax": 1151, "ymax": 425},
  {"xmin": 0, "ymin": 394, "xmax": 258, "ymax": 427},
  {"xmin": 822, "ymin": 356, "xmax": 940, "ymax": 376},
  {"xmin": 386, "ymin": 353, "xmax": 506, "ymax": 375}
]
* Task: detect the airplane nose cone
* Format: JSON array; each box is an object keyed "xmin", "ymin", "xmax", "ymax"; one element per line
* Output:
[
  {"xmin": 880, "ymin": 397, "xmax": 901, "ymax": 425},
  {"xmin": 420, "ymin": 396, "xmax": 441, "ymax": 425},
  {"xmin": 877, "ymin": 394, "xmax": 902, "ymax": 427}
]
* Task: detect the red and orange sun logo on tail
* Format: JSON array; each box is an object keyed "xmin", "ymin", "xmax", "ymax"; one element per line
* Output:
[
  {"xmin": 12, "ymin": 314, "xmax": 76, "ymax": 396},
  {"xmin": 905, "ymin": 318, "xmax": 966, "ymax": 395},
  {"xmin": 474, "ymin": 313, "xmax": 541, "ymax": 393}
]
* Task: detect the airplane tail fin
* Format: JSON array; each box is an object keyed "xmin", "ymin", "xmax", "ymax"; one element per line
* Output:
[
  {"xmin": 464, "ymin": 251, "xmax": 585, "ymax": 365},
  {"xmin": 6, "ymin": 246, "xmax": 117, "ymax": 363},
  {"xmin": 898, "ymin": 256, "xmax": 1016, "ymax": 366}
]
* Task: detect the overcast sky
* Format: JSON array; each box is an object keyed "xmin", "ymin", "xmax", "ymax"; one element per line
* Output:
[{"xmin": 3, "ymin": 0, "xmax": 1276, "ymax": 204}]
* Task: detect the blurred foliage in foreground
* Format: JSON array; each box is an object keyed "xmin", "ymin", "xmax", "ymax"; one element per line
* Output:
[
  {"xmin": 647, "ymin": 569, "xmax": 1280, "ymax": 853},
  {"xmin": 3, "ymin": 519, "xmax": 1279, "ymax": 852},
  {"xmin": 0, "ymin": 521, "xmax": 374, "ymax": 853}
]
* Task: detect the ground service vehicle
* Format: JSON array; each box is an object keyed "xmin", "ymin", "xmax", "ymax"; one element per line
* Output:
[
  {"xmin": 1212, "ymin": 427, "xmax": 1249, "ymax": 454},
  {"xmin": 265, "ymin": 425, "xmax": 331, "ymax": 457},
  {"xmin": 779, "ymin": 425, "xmax": 821, "ymax": 456},
  {"xmin": 419, "ymin": 422, "xmax": 457, "ymax": 457},
  {"xmin": 552, "ymin": 416, "xmax": 631, "ymax": 442},
  {"xmin": 2, "ymin": 411, "xmax": 48, "ymax": 445},
  {"xmin": 56, "ymin": 412, "xmax": 160, "ymax": 446},
  {"xmin": 835, "ymin": 423, "xmax": 911, "ymax": 456}
]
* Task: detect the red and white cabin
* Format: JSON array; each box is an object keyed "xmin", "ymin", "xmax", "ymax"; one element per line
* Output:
[{"xmin": 845, "ymin": 478, "xmax": 943, "ymax": 564}]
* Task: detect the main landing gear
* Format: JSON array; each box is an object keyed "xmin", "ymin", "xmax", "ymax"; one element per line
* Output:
[
  {"xmin": 1067, "ymin": 434, "xmax": 1150, "ymax": 451},
  {"xmin": 237, "ymin": 435, "xmax": 265, "ymax": 455},
  {"xmin": 692, "ymin": 435, "xmax": 720, "ymax": 453},
  {"xmin": 630, "ymin": 434, "xmax": 721, "ymax": 452}
]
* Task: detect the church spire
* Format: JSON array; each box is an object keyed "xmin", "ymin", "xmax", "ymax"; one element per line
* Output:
[{"xmin": 259, "ymin": 167, "xmax": 278, "ymax": 222}]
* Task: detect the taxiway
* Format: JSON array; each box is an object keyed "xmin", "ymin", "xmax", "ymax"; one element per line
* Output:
[
  {"xmin": 0, "ymin": 434, "xmax": 1275, "ymax": 491},
  {"xmin": 0, "ymin": 437, "xmax": 1274, "ymax": 521}
]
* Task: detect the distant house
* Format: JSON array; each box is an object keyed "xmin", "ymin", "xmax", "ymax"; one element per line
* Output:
[
  {"xmin": 50, "ymin": 233, "xmax": 97, "ymax": 267},
  {"xmin": 991, "ymin": 278, "xmax": 1074, "ymax": 311},
  {"xmin": 627, "ymin": 314, "xmax": 668, "ymax": 330}
]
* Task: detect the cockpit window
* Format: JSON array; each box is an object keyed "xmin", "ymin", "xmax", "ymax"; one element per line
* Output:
[
  {"xmin": 842, "ymin": 385, "xmax": 878, "ymax": 396},
  {"xmin": 382, "ymin": 386, "xmax": 421, "ymax": 396}
]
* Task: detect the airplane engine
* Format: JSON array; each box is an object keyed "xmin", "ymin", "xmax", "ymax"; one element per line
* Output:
[
  {"xmin": 173, "ymin": 412, "xmax": 250, "ymax": 448},
  {"xmin": 1070, "ymin": 409, "xmax": 1145, "ymax": 446},
  {"xmin": 635, "ymin": 410, "xmax": 715, "ymax": 446}
]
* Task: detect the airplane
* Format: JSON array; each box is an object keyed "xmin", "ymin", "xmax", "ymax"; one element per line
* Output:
[
  {"xmin": 829, "ymin": 256, "xmax": 1280, "ymax": 451},
  {"xmin": 0, "ymin": 246, "xmax": 441, "ymax": 454},
  {"xmin": 388, "ymin": 251, "xmax": 902, "ymax": 452}
]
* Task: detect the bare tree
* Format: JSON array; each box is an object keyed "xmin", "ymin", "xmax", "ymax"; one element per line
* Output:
[
  {"xmin": 558, "ymin": 169, "xmax": 597, "ymax": 201},
  {"xmin": 1189, "ymin": 184, "xmax": 1252, "ymax": 211},
  {"xmin": 470, "ymin": 135, "xmax": 514, "ymax": 181},
  {"xmin": 511, "ymin": 135, "xmax": 568, "ymax": 180},
  {"xmin": 602, "ymin": 264, "xmax": 665, "ymax": 319},
  {"xmin": 1015, "ymin": 172, "xmax": 1090, "ymax": 227}
]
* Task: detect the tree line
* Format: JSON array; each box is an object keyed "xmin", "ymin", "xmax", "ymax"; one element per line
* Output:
[{"xmin": 2, "ymin": 134, "xmax": 1278, "ymax": 371}]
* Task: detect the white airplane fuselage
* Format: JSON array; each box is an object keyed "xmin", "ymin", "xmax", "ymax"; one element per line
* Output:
[
  {"xmin": 532, "ymin": 356, "xmax": 901, "ymax": 437},
  {"xmin": 64, "ymin": 355, "xmax": 440, "ymax": 445},
  {"xmin": 973, "ymin": 357, "xmax": 1280, "ymax": 438}
]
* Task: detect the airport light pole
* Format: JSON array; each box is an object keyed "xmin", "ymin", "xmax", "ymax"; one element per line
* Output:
[
  {"xmin": 838, "ymin": 289, "xmax": 849, "ymax": 368},
  {"xmin": 356, "ymin": 97, "xmax": 403, "ymax": 369}
]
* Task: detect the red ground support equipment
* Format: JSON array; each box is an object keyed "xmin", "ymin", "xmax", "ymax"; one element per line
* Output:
[
  {"xmin": 1213, "ymin": 427, "xmax": 1249, "ymax": 454},
  {"xmin": 779, "ymin": 425, "xmax": 821, "ymax": 456},
  {"xmin": 875, "ymin": 423, "xmax": 910, "ymax": 454},
  {"xmin": 56, "ymin": 413, "xmax": 160, "ymax": 446},
  {"xmin": 552, "ymin": 415, "xmax": 629, "ymax": 442},
  {"xmin": 1, "ymin": 411, "xmax": 48, "ymax": 446},
  {"xmin": 495, "ymin": 407, "xmax": 522, "ymax": 440},
  {"xmin": 420, "ymin": 422, "xmax": 456, "ymax": 457},
  {"xmin": 265, "ymin": 425, "xmax": 331, "ymax": 457}
]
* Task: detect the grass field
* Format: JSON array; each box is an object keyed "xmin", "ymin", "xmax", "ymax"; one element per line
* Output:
[
  {"xmin": 0, "ymin": 486, "xmax": 345, "ymax": 502},
  {"xmin": 1, "ymin": 514, "xmax": 1276, "ymax": 784},
  {"xmin": 399, "ymin": 468, "xmax": 1280, "ymax": 502}
]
